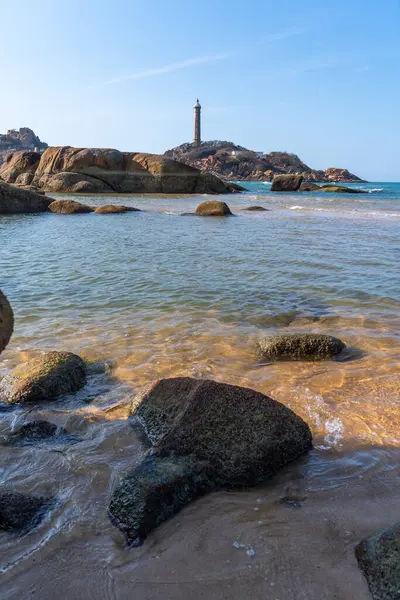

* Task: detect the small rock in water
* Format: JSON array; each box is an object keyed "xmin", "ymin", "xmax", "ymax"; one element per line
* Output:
[
  {"xmin": 256, "ymin": 333, "xmax": 346, "ymax": 361},
  {"xmin": 5, "ymin": 420, "xmax": 76, "ymax": 446},
  {"xmin": 0, "ymin": 350, "xmax": 87, "ymax": 404},
  {"xmin": 195, "ymin": 200, "xmax": 233, "ymax": 216},
  {"xmin": 0, "ymin": 491, "xmax": 54, "ymax": 533},
  {"xmin": 48, "ymin": 199, "xmax": 93, "ymax": 214}
]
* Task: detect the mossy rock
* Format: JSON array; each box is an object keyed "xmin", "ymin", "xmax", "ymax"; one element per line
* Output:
[
  {"xmin": 355, "ymin": 522, "xmax": 400, "ymax": 600},
  {"xmin": 0, "ymin": 291, "xmax": 13, "ymax": 355},
  {"xmin": 48, "ymin": 199, "xmax": 94, "ymax": 214},
  {"xmin": 0, "ymin": 491, "xmax": 54, "ymax": 533},
  {"xmin": 109, "ymin": 377, "xmax": 312, "ymax": 543},
  {"xmin": 195, "ymin": 200, "xmax": 233, "ymax": 216},
  {"xmin": 256, "ymin": 334, "xmax": 346, "ymax": 361},
  {"xmin": 0, "ymin": 351, "xmax": 87, "ymax": 404},
  {"xmin": 226, "ymin": 182, "xmax": 248, "ymax": 192},
  {"xmin": 94, "ymin": 205, "xmax": 141, "ymax": 214}
]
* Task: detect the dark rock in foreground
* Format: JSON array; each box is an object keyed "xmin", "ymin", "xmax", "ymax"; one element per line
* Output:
[
  {"xmin": 109, "ymin": 454, "xmax": 211, "ymax": 545},
  {"xmin": 6, "ymin": 420, "xmax": 70, "ymax": 446},
  {"xmin": 271, "ymin": 174, "xmax": 304, "ymax": 192},
  {"xmin": 94, "ymin": 205, "xmax": 140, "ymax": 214},
  {"xmin": 0, "ymin": 180, "xmax": 52, "ymax": 214},
  {"xmin": 195, "ymin": 200, "xmax": 232, "ymax": 216},
  {"xmin": 0, "ymin": 291, "xmax": 13, "ymax": 355},
  {"xmin": 0, "ymin": 351, "xmax": 87, "ymax": 404},
  {"xmin": 257, "ymin": 334, "xmax": 346, "ymax": 361},
  {"xmin": 109, "ymin": 377, "xmax": 312, "ymax": 544},
  {"xmin": 0, "ymin": 491, "xmax": 53, "ymax": 533},
  {"xmin": 355, "ymin": 522, "xmax": 400, "ymax": 600},
  {"xmin": 48, "ymin": 199, "xmax": 93, "ymax": 214}
]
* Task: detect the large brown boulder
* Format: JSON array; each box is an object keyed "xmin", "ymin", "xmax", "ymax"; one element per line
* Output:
[
  {"xmin": 0, "ymin": 350, "xmax": 87, "ymax": 404},
  {"xmin": 48, "ymin": 199, "xmax": 93, "ymax": 214},
  {"xmin": 0, "ymin": 291, "xmax": 13, "ymax": 355},
  {"xmin": 0, "ymin": 180, "xmax": 52, "ymax": 213},
  {"xmin": 271, "ymin": 174, "xmax": 304, "ymax": 191},
  {"xmin": 257, "ymin": 334, "xmax": 346, "ymax": 361},
  {"xmin": 109, "ymin": 377, "xmax": 312, "ymax": 544},
  {"xmin": 355, "ymin": 522, "xmax": 400, "ymax": 600},
  {"xmin": 195, "ymin": 200, "xmax": 233, "ymax": 216},
  {"xmin": 0, "ymin": 151, "xmax": 41, "ymax": 183}
]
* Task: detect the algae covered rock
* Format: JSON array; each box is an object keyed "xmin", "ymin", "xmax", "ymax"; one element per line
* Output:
[
  {"xmin": 48, "ymin": 199, "xmax": 94, "ymax": 214},
  {"xmin": 320, "ymin": 185, "xmax": 367, "ymax": 194},
  {"xmin": 299, "ymin": 182, "xmax": 321, "ymax": 192},
  {"xmin": 195, "ymin": 200, "xmax": 232, "ymax": 216},
  {"xmin": 271, "ymin": 174, "xmax": 303, "ymax": 192},
  {"xmin": 355, "ymin": 522, "xmax": 400, "ymax": 600},
  {"xmin": 0, "ymin": 351, "xmax": 87, "ymax": 404},
  {"xmin": 0, "ymin": 291, "xmax": 13, "ymax": 355},
  {"xmin": 109, "ymin": 377, "xmax": 312, "ymax": 543},
  {"xmin": 0, "ymin": 491, "xmax": 53, "ymax": 533},
  {"xmin": 256, "ymin": 333, "xmax": 346, "ymax": 361},
  {"xmin": 94, "ymin": 205, "xmax": 140, "ymax": 214}
]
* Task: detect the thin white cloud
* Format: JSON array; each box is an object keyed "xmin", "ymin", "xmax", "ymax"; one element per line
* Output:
[{"xmin": 93, "ymin": 53, "xmax": 230, "ymax": 88}]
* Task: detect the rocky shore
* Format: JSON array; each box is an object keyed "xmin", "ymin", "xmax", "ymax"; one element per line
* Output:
[
  {"xmin": 0, "ymin": 288, "xmax": 398, "ymax": 600},
  {"xmin": 165, "ymin": 141, "xmax": 366, "ymax": 183}
]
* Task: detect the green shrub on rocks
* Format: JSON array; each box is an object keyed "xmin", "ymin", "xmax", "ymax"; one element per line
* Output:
[
  {"xmin": 256, "ymin": 333, "xmax": 346, "ymax": 361},
  {"xmin": 0, "ymin": 351, "xmax": 87, "ymax": 404}
]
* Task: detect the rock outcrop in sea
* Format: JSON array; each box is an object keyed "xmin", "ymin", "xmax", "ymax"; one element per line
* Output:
[
  {"xmin": 109, "ymin": 377, "xmax": 312, "ymax": 544},
  {"xmin": 165, "ymin": 141, "xmax": 366, "ymax": 183},
  {"xmin": 0, "ymin": 147, "xmax": 236, "ymax": 195},
  {"xmin": 0, "ymin": 180, "xmax": 51, "ymax": 214}
]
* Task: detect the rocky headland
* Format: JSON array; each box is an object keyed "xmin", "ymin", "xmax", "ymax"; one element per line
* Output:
[
  {"xmin": 165, "ymin": 140, "xmax": 366, "ymax": 183},
  {"xmin": 0, "ymin": 127, "xmax": 47, "ymax": 163},
  {"xmin": 0, "ymin": 147, "xmax": 237, "ymax": 195}
]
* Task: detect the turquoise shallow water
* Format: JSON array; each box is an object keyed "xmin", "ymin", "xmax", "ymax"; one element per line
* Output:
[{"xmin": 0, "ymin": 181, "xmax": 399, "ymax": 599}]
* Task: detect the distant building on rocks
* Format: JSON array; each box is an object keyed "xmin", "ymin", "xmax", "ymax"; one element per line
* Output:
[{"xmin": 193, "ymin": 99, "xmax": 201, "ymax": 146}]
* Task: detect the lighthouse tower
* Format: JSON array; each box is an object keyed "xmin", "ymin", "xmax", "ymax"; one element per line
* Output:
[{"xmin": 193, "ymin": 99, "xmax": 201, "ymax": 146}]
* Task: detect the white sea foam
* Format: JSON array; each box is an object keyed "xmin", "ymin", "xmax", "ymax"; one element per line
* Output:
[{"xmin": 288, "ymin": 205, "xmax": 305, "ymax": 210}]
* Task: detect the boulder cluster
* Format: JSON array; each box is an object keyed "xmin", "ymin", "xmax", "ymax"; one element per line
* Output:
[{"xmin": 0, "ymin": 147, "xmax": 237, "ymax": 195}]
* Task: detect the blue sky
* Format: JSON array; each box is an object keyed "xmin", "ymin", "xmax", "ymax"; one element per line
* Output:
[{"xmin": 1, "ymin": 0, "xmax": 400, "ymax": 180}]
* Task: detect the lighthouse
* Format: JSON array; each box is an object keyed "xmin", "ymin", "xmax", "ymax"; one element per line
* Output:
[{"xmin": 193, "ymin": 99, "xmax": 201, "ymax": 146}]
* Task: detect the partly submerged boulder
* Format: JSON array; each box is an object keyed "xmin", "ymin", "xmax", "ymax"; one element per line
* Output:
[
  {"xmin": 94, "ymin": 205, "xmax": 140, "ymax": 214},
  {"xmin": 320, "ymin": 185, "xmax": 367, "ymax": 194},
  {"xmin": 0, "ymin": 351, "xmax": 87, "ymax": 404},
  {"xmin": 195, "ymin": 200, "xmax": 233, "ymax": 216},
  {"xmin": 109, "ymin": 377, "xmax": 312, "ymax": 544},
  {"xmin": 6, "ymin": 420, "xmax": 69, "ymax": 445},
  {"xmin": 256, "ymin": 333, "xmax": 346, "ymax": 361},
  {"xmin": 271, "ymin": 174, "xmax": 304, "ymax": 192},
  {"xmin": 0, "ymin": 291, "xmax": 13, "ymax": 355},
  {"xmin": 355, "ymin": 522, "xmax": 400, "ymax": 600},
  {"xmin": 48, "ymin": 199, "xmax": 94, "ymax": 214},
  {"xmin": 0, "ymin": 180, "xmax": 52, "ymax": 214},
  {"xmin": 241, "ymin": 205, "xmax": 269, "ymax": 211},
  {"xmin": 299, "ymin": 182, "xmax": 321, "ymax": 192},
  {"xmin": 0, "ymin": 491, "xmax": 53, "ymax": 533}
]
